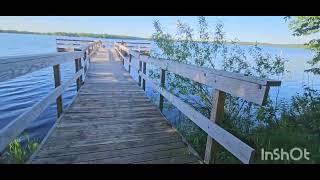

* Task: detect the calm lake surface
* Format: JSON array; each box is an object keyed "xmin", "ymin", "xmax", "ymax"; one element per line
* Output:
[{"xmin": 0, "ymin": 33, "xmax": 319, "ymax": 144}]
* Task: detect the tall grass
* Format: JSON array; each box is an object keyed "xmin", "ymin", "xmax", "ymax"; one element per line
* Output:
[{"xmin": 1, "ymin": 134, "xmax": 39, "ymax": 164}]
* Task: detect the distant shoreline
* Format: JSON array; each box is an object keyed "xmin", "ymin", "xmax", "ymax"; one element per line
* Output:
[
  {"xmin": 232, "ymin": 41, "xmax": 307, "ymax": 49},
  {"xmin": 0, "ymin": 30, "xmax": 306, "ymax": 49},
  {"xmin": 0, "ymin": 30, "xmax": 148, "ymax": 40}
]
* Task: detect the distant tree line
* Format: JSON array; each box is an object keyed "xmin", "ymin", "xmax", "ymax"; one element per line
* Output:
[{"xmin": 0, "ymin": 29, "xmax": 149, "ymax": 40}]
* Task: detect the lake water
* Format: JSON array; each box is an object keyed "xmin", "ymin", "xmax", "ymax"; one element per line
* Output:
[{"xmin": 0, "ymin": 33, "xmax": 319, "ymax": 145}]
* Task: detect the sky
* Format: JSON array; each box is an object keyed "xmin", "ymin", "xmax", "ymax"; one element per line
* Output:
[{"xmin": 0, "ymin": 16, "xmax": 318, "ymax": 44}]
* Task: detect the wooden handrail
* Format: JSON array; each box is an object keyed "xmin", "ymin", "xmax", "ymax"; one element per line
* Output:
[
  {"xmin": 56, "ymin": 39, "xmax": 95, "ymax": 42},
  {"xmin": 115, "ymin": 43, "xmax": 280, "ymax": 105},
  {"xmin": 115, "ymin": 42, "xmax": 281, "ymax": 164},
  {"xmin": 0, "ymin": 52, "xmax": 82, "ymax": 82},
  {"xmin": 116, "ymin": 41, "xmax": 151, "ymax": 45},
  {"xmin": 0, "ymin": 40, "xmax": 102, "ymax": 153}
]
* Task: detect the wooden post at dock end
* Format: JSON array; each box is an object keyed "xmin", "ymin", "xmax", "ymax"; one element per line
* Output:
[
  {"xmin": 84, "ymin": 51, "xmax": 88, "ymax": 74},
  {"xmin": 121, "ymin": 50, "xmax": 124, "ymax": 66},
  {"xmin": 138, "ymin": 57, "xmax": 142, "ymax": 86},
  {"xmin": 53, "ymin": 64, "xmax": 63, "ymax": 117},
  {"xmin": 75, "ymin": 58, "xmax": 82, "ymax": 91},
  {"xmin": 159, "ymin": 69, "xmax": 166, "ymax": 112},
  {"xmin": 128, "ymin": 54, "xmax": 132, "ymax": 73},
  {"xmin": 204, "ymin": 90, "xmax": 226, "ymax": 164},
  {"xmin": 142, "ymin": 62, "xmax": 146, "ymax": 91}
]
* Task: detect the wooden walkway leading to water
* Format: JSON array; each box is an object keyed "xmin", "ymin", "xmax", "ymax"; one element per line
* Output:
[
  {"xmin": 29, "ymin": 48, "xmax": 201, "ymax": 164},
  {"xmin": 0, "ymin": 39, "xmax": 281, "ymax": 164}
]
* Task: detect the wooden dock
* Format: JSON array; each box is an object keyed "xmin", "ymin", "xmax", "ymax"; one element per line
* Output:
[
  {"xmin": 29, "ymin": 48, "xmax": 200, "ymax": 164},
  {"xmin": 0, "ymin": 39, "xmax": 281, "ymax": 164}
]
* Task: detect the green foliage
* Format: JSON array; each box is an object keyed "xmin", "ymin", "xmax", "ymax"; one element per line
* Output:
[
  {"xmin": 151, "ymin": 16, "xmax": 319, "ymax": 164},
  {"xmin": 8, "ymin": 139, "xmax": 27, "ymax": 164},
  {"xmin": 6, "ymin": 134, "xmax": 39, "ymax": 164},
  {"xmin": 288, "ymin": 16, "xmax": 320, "ymax": 75}
]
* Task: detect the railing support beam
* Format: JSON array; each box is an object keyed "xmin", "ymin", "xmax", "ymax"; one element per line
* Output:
[
  {"xmin": 204, "ymin": 90, "xmax": 226, "ymax": 164},
  {"xmin": 142, "ymin": 62, "xmax": 146, "ymax": 91},
  {"xmin": 159, "ymin": 69, "xmax": 166, "ymax": 112},
  {"xmin": 75, "ymin": 58, "xmax": 82, "ymax": 91},
  {"xmin": 53, "ymin": 64, "xmax": 63, "ymax": 117},
  {"xmin": 128, "ymin": 54, "xmax": 132, "ymax": 73},
  {"xmin": 138, "ymin": 57, "xmax": 142, "ymax": 86}
]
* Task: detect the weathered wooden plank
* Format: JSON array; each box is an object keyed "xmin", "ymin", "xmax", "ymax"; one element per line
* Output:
[
  {"xmin": 0, "ymin": 69, "xmax": 83, "ymax": 153},
  {"xmin": 204, "ymin": 90, "xmax": 226, "ymax": 164},
  {"xmin": 58, "ymin": 116, "xmax": 168, "ymax": 125},
  {"xmin": 32, "ymin": 143, "xmax": 188, "ymax": 164},
  {"xmin": 29, "ymin": 48, "xmax": 200, "ymax": 164},
  {"xmin": 61, "ymin": 110, "xmax": 164, "ymax": 120},
  {"xmin": 43, "ymin": 129, "xmax": 180, "ymax": 150},
  {"xmin": 49, "ymin": 127, "xmax": 172, "ymax": 142},
  {"xmin": 74, "ymin": 147, "xmax": 191, "ymax": 164},
  {"xmin": 52, "ymin": 121, "xmax": 171, "ymax": 135},
  {"xmin": 58, "ymin": 118, "xmax": 166, "ymax": 129},
  {"xmin": 139, "ymin": 72, "xmax": 254, "ymax": 164},
  {"xmin": 136, "ymin": 154, "xmax": 200, "ymax": 164},
  {"xmin": 35, "ymin": 136, "xmax": 183, "ymax": 159}
]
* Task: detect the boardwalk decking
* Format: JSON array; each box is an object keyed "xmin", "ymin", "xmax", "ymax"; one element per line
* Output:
[{"xmin": 30, "ymin": 48, "xmax": 201, "ymax": 164}]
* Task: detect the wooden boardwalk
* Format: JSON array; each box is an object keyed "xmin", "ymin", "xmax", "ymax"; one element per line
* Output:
[{"xmin": 29, "ymin": 48, "xmax": 201, "ymax": 164}]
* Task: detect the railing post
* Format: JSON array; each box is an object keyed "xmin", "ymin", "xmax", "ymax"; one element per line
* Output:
[
  {"xmin": 138, "ymin": 56, "xmax": 142, "ymax": 86},
  {"xmin": 53, "ymin": 64, "xmax": 63, "ymax": 117},
  {"xmin": 84, "ymin": 51, "xmax": 87, "ymax": 74},
  {"xmin": 204, "ymin": 90, "xmax": 226, "ymax": 164},
  {"xmin": 128, "ymin": 54, "xmax": 131, "ymax": 73},
  {"xmin": 142, "ymin": 62, "xmax": 146, "ymax": 91},
  {"xmin": 122, "ymin": 49, "xmax": 124, "ymax": 65},
  {"xmin": 75, "ymin": 58, "xmax": 82, "ymax": 91},
  {"xmin": 159, "ymin": 69, "xmax": 166, "ymax": 112}
]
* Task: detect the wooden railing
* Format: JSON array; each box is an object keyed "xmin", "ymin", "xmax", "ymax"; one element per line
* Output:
[
  {"xmin": 115, "ymin": 43, "xmax": 281, "ymax": 164},
  {"xmin": 56, "ymin": 39, "xmax": 100, "ymax": 52},
  {"xmin": 116, "ymin": 41, "xmax": 151, "ymax": 53},
  {"xmin": 56, "ymin": 38, "xmax": 95, "ymax": 46},
  {"xmin": 0, "ymin": 40, "xmax": 102, "ymax": 153}
]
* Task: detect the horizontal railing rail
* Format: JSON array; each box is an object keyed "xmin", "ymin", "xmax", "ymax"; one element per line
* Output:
[
  {"xmin": 116, "ymin": 42, "xmax": 151, "ymax": 53},
  {"xmin": 56, "ymin": 39, "xmax": 101, "ymax": 51},
  {"xmin": 56, "ymin": 39, "xmax": 95, "ymax": 42},
  {"xmin": 0, "ymin": 40, "xmax": 102, "ymax": 153},
  {"xmin": 115, "ymin": 41, "xmax": 151, "ymax": 45},
  {"xmin": 115, "ymin": 43, "xmax": 281, "ymax": 164}
]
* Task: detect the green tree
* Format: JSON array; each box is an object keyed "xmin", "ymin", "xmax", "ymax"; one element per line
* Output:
[
  {"xmin": 287, "ymin": 16, "xmax": 320, "ymax": 75},
  {"xmin": 151, "ymin": 16, "xmax": 288, "ymax": 162}
]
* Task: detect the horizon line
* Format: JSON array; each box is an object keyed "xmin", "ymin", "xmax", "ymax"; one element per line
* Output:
[{"xmin": 0, "ymin": 29, "xmax": 306, "ymax": 46}]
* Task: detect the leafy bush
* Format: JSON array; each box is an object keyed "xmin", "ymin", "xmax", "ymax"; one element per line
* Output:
[{"xmin": 151, "ymin": 16, "xmax": 319, "ymax": 164}]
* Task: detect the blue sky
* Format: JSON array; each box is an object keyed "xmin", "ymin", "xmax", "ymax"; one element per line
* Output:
[{"xmin": 0, "ymin": 16, "xmax": 317, "ymax": 44}]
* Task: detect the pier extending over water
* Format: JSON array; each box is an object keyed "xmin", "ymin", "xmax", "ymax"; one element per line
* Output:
[{"xmin": 0, "ymin": 39, "xmax": 281, "ymax": 164}]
